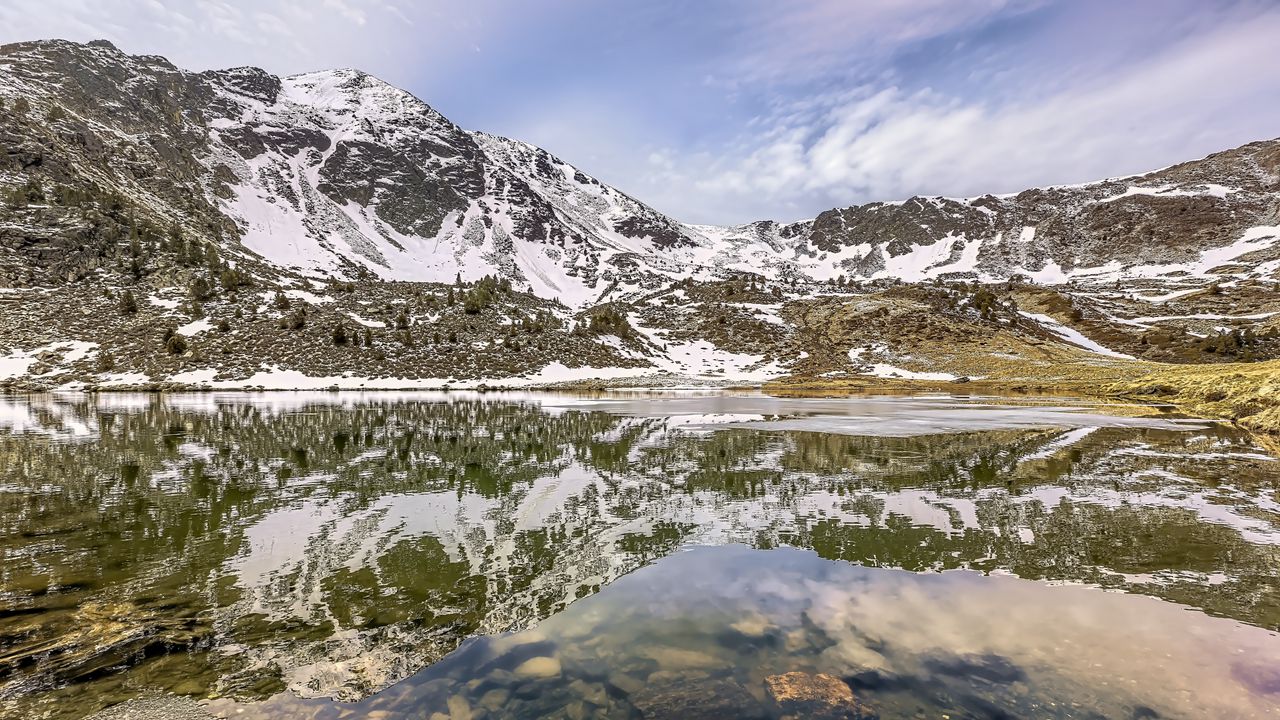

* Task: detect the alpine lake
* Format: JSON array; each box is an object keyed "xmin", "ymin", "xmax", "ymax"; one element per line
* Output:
[{"xmin": 1, "ymin": 391, "xmax": 1278, "ymax": 720}]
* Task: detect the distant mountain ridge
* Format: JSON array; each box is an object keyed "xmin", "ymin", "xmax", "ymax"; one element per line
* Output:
[{"xmin": 2, "ymin": 38, "xmax": 1278, "ymax": 304}]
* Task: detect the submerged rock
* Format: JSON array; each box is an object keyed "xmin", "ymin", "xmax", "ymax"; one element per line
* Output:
[
  {"xmin": 764, "ymin": 672, "xmax": 876, "ymax": 719},
  {"xmin": 512, "ymin": 656, "xmax": 562, "ymax": 679},
  {"xmin": 628, "ymin": 677, "xmax": 766, "ymax": 719}
]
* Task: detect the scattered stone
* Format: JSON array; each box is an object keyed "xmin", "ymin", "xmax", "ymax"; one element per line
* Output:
[
  {"xmin": 565, "ymin": 699, "xmax": 589, "ymax": 720},
  {"xmin": 606, "ymin": 671, "xmax": 646, "ymax": 696},
  {"xmin": 567, "ymin": 679, "xmax": 609, "ymax": 707},
  {"xmin": 513, "ymin": 656, "xmax": 561, "ymax": 679},
  {"xmin": 478, "ymin": 688, "xmax": 510, "ymax": 711},
  {"xmin": 446, "ymin": 693, "xmax": 473, "ymax": 720}
]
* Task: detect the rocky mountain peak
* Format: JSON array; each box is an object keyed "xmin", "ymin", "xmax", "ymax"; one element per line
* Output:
[{"xmin": 1, "ymin": 39, "xmax": 1278, "ymax": 304}]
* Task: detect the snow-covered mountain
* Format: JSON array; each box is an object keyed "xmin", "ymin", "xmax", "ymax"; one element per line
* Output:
[
  {"xmin": 0, "ymin": 39, "xmax": 705, "ymax": 302},
  {"xmin": 207, "ymin": 65, "xmax": 715, "ymax": 305},
  {"xmin": 790, "ymin": 142, "xmax": 1280, "ymax": 285},
  {"xmin": 3, "ymin": 38, "xmax": 1277, "ymax": 307}
]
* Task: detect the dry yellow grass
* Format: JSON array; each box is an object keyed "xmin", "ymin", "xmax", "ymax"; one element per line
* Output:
[{"xmin": 1105, "ymin": 359, "xmax": 1280, "ymax": 433}]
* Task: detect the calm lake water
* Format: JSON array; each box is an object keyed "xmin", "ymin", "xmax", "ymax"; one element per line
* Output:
[{"xmin": 1, "ymin": 391, "xmax": 1278, "ymax": 719}]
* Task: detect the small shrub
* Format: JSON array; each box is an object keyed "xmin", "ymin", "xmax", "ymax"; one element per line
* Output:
[
  {"xmin": 586, "ymin": 306, "xmax": 633, "ymax": 337},
  {"xmin": 278, "ymin": 309, "xmax": 306, "ymax": 330},
  {"xmin": 190, "ymin": 276, "xmax": 212, "ymax": 301},
  {"xmin": 220, "ymin": 267, "xmax": 250, "ymax": 291},
  {"xmin": 119, "ymin": 290, "xmax": 138, "ymax": 315}
]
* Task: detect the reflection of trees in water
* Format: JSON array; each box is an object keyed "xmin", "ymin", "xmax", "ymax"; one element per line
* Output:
[{"xmin": 0, "ymin": 396, "xmax": 1276, "ymax": 718}]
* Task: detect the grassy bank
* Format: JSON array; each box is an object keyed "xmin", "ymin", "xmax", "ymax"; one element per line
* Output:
[
  {"xmin": 766, "ymin": 356, "xmax": 1280, "ymax": 436},
  {"xmin": 1105, "ymin": 359, "xmax": 1280, "ymax": 434}
]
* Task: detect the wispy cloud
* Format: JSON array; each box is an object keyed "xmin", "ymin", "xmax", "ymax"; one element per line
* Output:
[
  {"xmin": 0, "ymin": 0, "xmax": 477, "ymax": 81},
  {"xmin": 627, "ymin": 1, "xmax": 1280, "ymax": 222},
  {"xmin": 1, "ymin": 1, "xmax": 1276, "ymax": 224}
]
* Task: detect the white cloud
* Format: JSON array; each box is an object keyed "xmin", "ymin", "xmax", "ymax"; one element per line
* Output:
[
  {"xmin": 646, "ymin": 6, "xmax": 1280, "ymax": 223},
  {"xmin": 2, "ymin": 0, "xmax": 1276, "ymax": 227},
  {"xmin": 322, "ymin": 0, "xmax": 367, "ymax": 27},
  {"xmin": 0, "ymin": 0, "xmax": 486, "ymax": 81},
  {"xmin": 714, "ymin": 0, "xmax": 1040, "ymax": 88}
]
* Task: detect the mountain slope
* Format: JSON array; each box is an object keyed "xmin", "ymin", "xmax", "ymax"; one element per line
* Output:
[
  {"xmin": 1, "ymin": 39, "xmax": 1280, "ymax": 400},
  {"xmin": 3, "ymin": 38, "xmax": 1279, "ymax": 302},
  {"xmin": 0, "ymin": 39, "xmax": 708, "ymax": 303},
  {"xmin": 784, "ymin": 139, "xmax": 1280, "ymax": 284},
  {"xmin": 210, "ymin": 66, "xmax": 711, "ymax": 305}
]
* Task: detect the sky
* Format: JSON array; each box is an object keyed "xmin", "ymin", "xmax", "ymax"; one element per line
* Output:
[{"xmin": 2, "ymin": 0, "xmax": 1279, "ymax": 225}]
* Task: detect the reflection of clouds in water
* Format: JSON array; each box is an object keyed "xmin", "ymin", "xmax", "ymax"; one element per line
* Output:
[
  {"xmin": 387, "ymin": 546, "xmax": 1278, "ymax": 720},
  {"xmin": 778, "ymin": 552, "xmax": 1277, "ymax": 719},
  {"xmin": 545, "ymin": 543, "xmax": 1274, "ymax": 717},
  {"xmin": 3, "ymin": 392, "xmax": 1278, "ymax": 716}
]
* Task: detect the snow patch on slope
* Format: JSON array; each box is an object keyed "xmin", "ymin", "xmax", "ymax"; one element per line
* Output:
[{"xmin": 1020, "ymin": 312, "xmax": 1134, "ymax": 359}]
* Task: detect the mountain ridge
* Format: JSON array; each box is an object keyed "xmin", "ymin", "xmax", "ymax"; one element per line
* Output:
[
  {"xmin": 3, "ymin": 37, "xmax": 1278, "ymax": 303},
  {"xmin": 1, "ymin": 38, "xmax": 1279, "ymax": 411}
]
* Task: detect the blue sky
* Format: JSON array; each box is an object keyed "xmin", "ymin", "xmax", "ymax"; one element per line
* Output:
[{"xmin": 3, "ymin": 0, "xmax": 1279, "ymax": 224}]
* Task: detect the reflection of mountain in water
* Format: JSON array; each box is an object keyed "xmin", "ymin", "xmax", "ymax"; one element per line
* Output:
[
  {"xmin": 0, "ymin": 393, "xmax": 1277, "ymax": 719},
  {"xmin": 255, "ymin": 547, "xmax": 1280, "ymax": 720}
]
